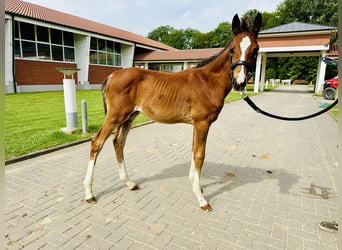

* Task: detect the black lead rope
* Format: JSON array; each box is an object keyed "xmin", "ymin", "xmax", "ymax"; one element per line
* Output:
[{"xmin": 243, "ymin": 96, "xmax": 338, "ymax": 121}]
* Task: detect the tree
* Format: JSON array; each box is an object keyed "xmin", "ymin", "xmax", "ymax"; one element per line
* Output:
[
  {"xmin": 146, "ymin": 1, "xmax": 337, "ymax": 82},
  {"xmin": 147, "ymin": 22, "xmax": 233, "ymax": 49},
  {"xmin": 147, "ymin": 25, "xmax": 175, "ymax": 45},
  {"xmin": 207, "ymin": 22, "xmax": 233, "ymax": 48},
  {"xmin": 276, "ymin": 0, "xmax": 338, "ymax": 26}
]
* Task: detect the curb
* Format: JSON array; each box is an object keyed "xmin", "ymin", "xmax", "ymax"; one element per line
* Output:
[
  {"xmin": 5, "ymin": 121, "xmax": 154, "ymax": 166},
  {"xmin": 313, "ymin": 96, "xmax": 338, "ymax": 122}
]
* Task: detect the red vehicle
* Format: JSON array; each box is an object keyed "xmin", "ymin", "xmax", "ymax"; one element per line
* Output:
[{"xmin": 322, "ymin": 76, "xmax": 338, "ymax": 100}]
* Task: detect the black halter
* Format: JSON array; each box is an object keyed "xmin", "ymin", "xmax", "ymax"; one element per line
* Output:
[
  {"xmin": 229, "ymin": 53, "xmax": 254, "ymax": 81},
  {"xmin": 229, "ymin": 53, "xmax": 253, "ymax": 72}
]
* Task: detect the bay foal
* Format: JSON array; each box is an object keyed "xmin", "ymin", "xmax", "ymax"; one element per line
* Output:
[{"xmin": 84, "ymin": 13, "xmax": 262, "ymax": 211}]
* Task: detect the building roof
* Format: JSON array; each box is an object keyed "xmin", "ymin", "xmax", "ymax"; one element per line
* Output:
[
  {"xmin": 260, "ymin": 22, "xmax": 336, "ymax": 34},
  {"xmin": 135, "ymin": 48, "xmax": 223, "ymax": 62},
  {"xmin": 5, "ymin": 0, "xmax": 175, "ymax": 51}
]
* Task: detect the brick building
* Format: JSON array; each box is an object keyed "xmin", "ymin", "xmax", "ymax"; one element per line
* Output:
[
  {"xmin": 5, "ymin": 0, "xmax": 337, "ymax": 94},
  {"xmin": 4, "ymin": 0, "xmax": 176, "ymax": 93}
]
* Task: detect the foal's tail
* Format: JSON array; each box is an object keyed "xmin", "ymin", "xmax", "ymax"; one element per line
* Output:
[{"xmin": 101, "ymin": 77, "xmax": 108, "ymax": 114}]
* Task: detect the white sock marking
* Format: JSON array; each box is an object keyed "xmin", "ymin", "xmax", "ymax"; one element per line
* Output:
[
  {"xmin": 118, "ymin": 161, "xmax": 136, "ymax": 189},
  {"xmin": 84, "ymin": 160, "xmax": 95, "ymax": 200},
  {"xmin": 189, "ymin": 153, "xmax": 208, "ymax": 207}
]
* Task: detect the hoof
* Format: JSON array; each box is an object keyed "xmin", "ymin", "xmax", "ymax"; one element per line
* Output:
[
  {"xmin": 201, "ymin": 204, "xmax": 213, "ymax": 212},
  {"xmin": 130, "ymin": 184, "xmax": 141, "ymax": 191},
  {"xmin": 86, "ymin": 197, "xmax": 97, "ymax": 204}
]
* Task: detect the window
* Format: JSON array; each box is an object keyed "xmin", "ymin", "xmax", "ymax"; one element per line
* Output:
[
  {"xmin": 52, "ymin": 45, "xmax": 63, "ymax": 61},
  {"xmin": 14, "ymin": 21, "xmax": 75, "ymax": 62},
  {"xmin": 89, "ymin": 37, "xmax": 122, "ymax": 66},
  {"xmin": 37, "ymin": 43, "xmax": 51, "ymax": 60},
  {"xmin": 37, "ymin": 26, "xmax": 49, "ymax": 42},
  {"xmin": 51, "ymin": 29, "xmax": 62, "ymax": 45},
  {"xmin": 162, "ymin": 64, "xmax": 174, "ymax": 72},
  {"xmin": 20, "ymin": 22, "xmax": 35, "ymax": 40},
  {"xmin": 22, "ymin": 41, "xmax": 36, "ymax": 58}
]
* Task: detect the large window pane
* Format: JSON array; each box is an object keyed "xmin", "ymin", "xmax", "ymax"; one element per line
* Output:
[
  {"xmin": 64, "ymin": 47, "xmax": 75, "ymax": 61},
  {"xmin": 89, "ymin": 51, "xmax": 97, "ymax": 64},
  {"xmin": 98, "ymin": 39, "xmax": 106, "ymax": 51},
  {"xmin": 51, "ymin": 29, "xmax": 62, "ymax": 44},
  {"xmin": 37, "ymin": 43, "xmax": 51, "ymax": 60},
  {"xmin": 14, "ymin": 40, "xmax": 21, "ymax": 57},
  {"xmin": 52, "ymin": 45, "xmax": 63, "ymax": 61},
  {"xmin": 115, "ymin": 54, "xmax": 121, "ymax": 66},
  {"xmin": 114, "ymin": 43, "xmax": 121, "ymax": 53},
  {"xmin": 64, "ymin": 31, "xmax": 74, "ymax": 46},
  {"xmin": 98, "ymin": 52, "xmax": 106, "ymax": 64},
  {"xmin": 90, "ymin": 37, "xmax": 97, "ymax": 50},
  {"xmin": 37, "ymin": 26, "xmax": 49, "ymax": 42},
  {"xmin": 20, "ymin": 22, "xmax": 35, "ymax": 40},
  {"xmin": 14, "ymin": 21, "xmax": 20, "ymax": 39},
  {"xmin": 107, "ymin": 53, "xmax": 114, "ymax": 65},
  {"xmin": 106, "ymin": 40, "xmax": 114, "ymax": 53},
  {"xmin": 22, "ymin": 41, "xmax": 36, "ymax": 58}
]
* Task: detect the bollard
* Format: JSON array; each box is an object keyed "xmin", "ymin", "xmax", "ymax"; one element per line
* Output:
[
  {"xmin": 63, "ymin": 79, "xmax": 78, "ymax": 130},
  {"xmin": 56, "ymin": 68, "xmax": 80, "ymax": 134},
  {"xmin": 81, "ymin": 100, "xmax": 88, "ymax": 133}
]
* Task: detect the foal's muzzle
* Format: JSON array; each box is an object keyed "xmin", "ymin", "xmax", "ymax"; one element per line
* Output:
[
  {"xmin": 232, "ymin": 78, "xmax": 248, "ymax": 91},
  {"xmin": 230, "ymin": 54, "xmax": 253, "ymax": 91}
]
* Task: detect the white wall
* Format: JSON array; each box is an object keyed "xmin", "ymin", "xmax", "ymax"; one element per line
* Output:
[
  {"xmin": 4, "ymin": 17, "xmax": 15, "ymax": 93},
  {"xmin": 74, "ymin": 34, "xmax": 90, "ymax": 85}
]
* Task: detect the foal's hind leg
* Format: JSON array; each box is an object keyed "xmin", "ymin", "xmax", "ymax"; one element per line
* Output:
[
  {"xmin": 84, "ymin": 118, "xmax": 116, "ymax": 203},
  {"xmin": 113, "ymin": 111, "xmax": 140, "ymax": 190}
]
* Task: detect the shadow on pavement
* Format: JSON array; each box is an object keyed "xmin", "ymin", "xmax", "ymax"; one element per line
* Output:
[{"xmin": 130, "ymin": 161, "xmax": 300, "ymax": 203}]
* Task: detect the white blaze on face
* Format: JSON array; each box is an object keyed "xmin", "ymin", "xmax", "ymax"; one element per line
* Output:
[{"xmin": 236, "ymin": 36, "xmax": 251, "ymax": 84}]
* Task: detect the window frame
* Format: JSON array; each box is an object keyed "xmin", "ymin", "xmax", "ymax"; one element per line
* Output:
[
  {"xmin": 89, "ymin": 37, "xmax": 122, "ymax": 66},
  {"xmin": 14, "ymin": 21, "xmax": 75, "ymax": 63}
]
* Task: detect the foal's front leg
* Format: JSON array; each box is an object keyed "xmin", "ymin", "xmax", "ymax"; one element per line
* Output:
[
  {"xmin": 84, "ymin": 121, "xmax": 116, "ymax": 203},
  {"xmin": 190, "ymin": 121, "xmax": 212, "ymax": 211}
]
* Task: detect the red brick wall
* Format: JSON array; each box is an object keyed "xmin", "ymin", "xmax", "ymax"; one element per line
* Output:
[
  {"xmin": 88, "ymin": 65, "xmax": 121, "ymax": 84},
  {"xmin": 258, "ymin": 34, "xmax": 331, "ymax": 48},
  {"xmin": 15, "ymin": 60, "xmax": 78, "ymax": 85}
]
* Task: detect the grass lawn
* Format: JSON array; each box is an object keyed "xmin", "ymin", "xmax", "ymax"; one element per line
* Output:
[
  {"xmin": 329, "ymin": 103, "xmax": 338, "ymax": 119},
  {"xmin": 5, "ymin": 86, "xmax": 255, "ymax": 160}
]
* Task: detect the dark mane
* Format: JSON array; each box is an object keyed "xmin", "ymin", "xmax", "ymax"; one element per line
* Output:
[{"xmin": 195, "ymin": 41, "xmax": 232, "ymax": 68}]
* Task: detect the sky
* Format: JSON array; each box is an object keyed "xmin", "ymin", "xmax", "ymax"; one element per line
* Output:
[{"xmin": 24, "ymin": 0, "xmax": 283, "ymax": 36}]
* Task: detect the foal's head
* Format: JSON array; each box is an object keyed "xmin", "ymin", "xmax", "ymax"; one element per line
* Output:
[{"xmin": 229, "ymin": 13, "xmax": 262, "ymax": 91}]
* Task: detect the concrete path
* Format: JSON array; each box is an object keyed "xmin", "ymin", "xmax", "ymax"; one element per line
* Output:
[{"xmin": 5, "ymin": 85, "xmax": 338, "ymax": 249}]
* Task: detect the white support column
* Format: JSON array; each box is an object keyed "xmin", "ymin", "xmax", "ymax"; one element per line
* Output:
[
  {"xmin": 121, "ymin": 43, "xmax": 135, "ymax": 68},
  {"xmin": 74, "ymin": 35, "xmax": 90, "ymax": 86},
  {"xmin": 5, "ymin": 17, "xmax": 14, "ymax": 93},
  {"xmin": 184, "ymin": 61, "xmax": 189, "ymax": 70},
  {"xmin": 260, "ymin": 55, "xmax": 267, "ymax": 92},
  {"xmin": 315, "ymin": 52, "xmax": 327, "ymax": 94},
  {"xmin": 254, "ymin": 53, "xmax": 262, "ymax": 93}
]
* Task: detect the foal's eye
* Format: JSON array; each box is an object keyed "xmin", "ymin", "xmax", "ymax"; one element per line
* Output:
[
  {"xmin": 230, "ymin": 48, "xmax": 234, "ymax": 54},
  {"xmin": 253, "ymin": 48, "xmax": 259, "ymax": 55}
]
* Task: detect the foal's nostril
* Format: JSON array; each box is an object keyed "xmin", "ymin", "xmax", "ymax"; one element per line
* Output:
[{"xmin": 232, "ymin": 78, "xmax": 247, "ymax": 91}]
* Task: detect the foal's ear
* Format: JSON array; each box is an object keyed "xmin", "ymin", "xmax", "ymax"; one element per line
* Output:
[
  {"xmin": 232, "ymin": 14, "xmax": 241, "ymax": 35},
  {"xmin": 253, "ymin": 13, "xmax": 262, "ymax": 36}
]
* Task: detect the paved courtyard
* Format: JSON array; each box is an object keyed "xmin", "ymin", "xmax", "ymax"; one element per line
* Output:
[{"xmin": 5, "ymin": 85, "xmax": 338, "ymax": 249}]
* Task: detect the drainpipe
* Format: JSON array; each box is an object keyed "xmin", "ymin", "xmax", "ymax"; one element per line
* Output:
[{"xmin": 11, "ymin": 14, "xmax": 17, "ymax": 93}]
